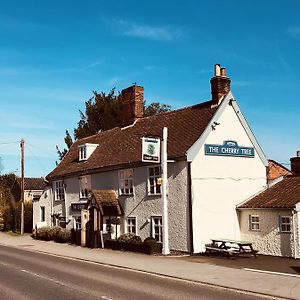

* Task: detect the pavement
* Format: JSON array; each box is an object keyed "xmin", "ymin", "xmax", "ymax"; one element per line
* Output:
[{"xmin": 0, "ymin": 232, "xmax": 299, "ymax": 300}]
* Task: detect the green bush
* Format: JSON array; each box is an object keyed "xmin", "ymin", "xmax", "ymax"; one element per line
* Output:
[
  {"xmin": 117, "ymin": 233, "xmax": 142, "ymax": 244},
  {"xmin": 143, "ymin": 237, "xmax": 157, "ymax": 245},
  {"xmin": 33, "ymin": 226, "xmax": 71, "ymax": 243}
]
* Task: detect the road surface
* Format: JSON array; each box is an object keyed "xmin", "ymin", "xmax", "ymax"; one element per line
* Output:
[{"xmin": 0, "ymin": 245, "xmax": 277, "ymax": 300}]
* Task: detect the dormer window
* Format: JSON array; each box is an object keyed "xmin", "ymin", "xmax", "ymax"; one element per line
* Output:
[
  {"xmin": 79, "ymin": 146, "xmax": 87, "ymax": 160},
  {"xmin": 78, "ymin": 143, "xmax": 98, "ymax": 161}
]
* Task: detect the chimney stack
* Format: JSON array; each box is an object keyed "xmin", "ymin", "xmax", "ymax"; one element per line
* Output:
[
  {"xmin": 290, "ymin": 151, "xmax": 300, "ymax": 175},
  {"xmin": 210, "ymin": 64, "xmax": 231, "ymax": 105},
  {"xmin": 120, "ymin": 85, "xmax": 144, "ymax": 127}
]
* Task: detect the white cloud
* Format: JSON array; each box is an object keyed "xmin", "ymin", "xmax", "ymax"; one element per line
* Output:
[{"xmin": 108, "ymin": 18, "xmax": 184, "ymax": 42}]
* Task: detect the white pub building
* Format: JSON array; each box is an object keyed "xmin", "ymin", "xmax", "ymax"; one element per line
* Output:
[{"xmin": 33, "ymin": 65, "xmax": 300, "ymax": 258}]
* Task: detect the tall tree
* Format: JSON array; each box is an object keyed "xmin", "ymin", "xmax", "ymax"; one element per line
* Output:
[{"xmin": 56, "ymin": 88, "xmax": 171, "ymax": 161}]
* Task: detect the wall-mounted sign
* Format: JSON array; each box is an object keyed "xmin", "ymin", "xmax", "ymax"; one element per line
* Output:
[
  {"xmin": 204, "ymin": 140, "xmax": 254, "ymax": 158},
  {"xmin": 71, "ymin": 202, "xmax": 87, "ymax": 211},
  {"xmin": 142, "ymin": 137, "xmax": 161, "ymax": 163}
]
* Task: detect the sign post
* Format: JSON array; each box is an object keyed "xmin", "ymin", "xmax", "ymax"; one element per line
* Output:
[{"xmin": 161, "ymin": 127, "xmax": 170, "ymax": 255}]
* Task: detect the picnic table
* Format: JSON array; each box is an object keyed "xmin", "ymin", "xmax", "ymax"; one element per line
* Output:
[{"xmin": 205, "ymin": 238, "xmax": 258, "ymax": 258}]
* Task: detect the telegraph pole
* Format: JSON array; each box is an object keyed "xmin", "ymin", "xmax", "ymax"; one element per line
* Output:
[
  {"xmin": 20, "ymin": 139, "xmax": 25, "ymax": 235},
  {"xmin": 161, "ymin": 127, "xmax": 170, "ymax": 255}
]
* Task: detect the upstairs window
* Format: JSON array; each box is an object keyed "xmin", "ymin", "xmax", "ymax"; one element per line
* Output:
[
  {"xmin": 54, "ymin": 180, "xmax": 65, "ymax": 201},
  {"xmin": 119, "ymin": 169, "xmax": 134, "ymax": 195},
  {"xmin": 249, "ymin": 215, "xmax": 260, "ymax": 231},
  {"xmin": 78, "ymin": 175, "xmax": 91, "ymax": 199},
  {"xmin": 148, "ymin": 166, "xmax": 161, "ymax": 195},
  {"xmin": 280, "ymin": 216, "xmax": 291, "ymax": 233},
  {"xmin": 79, "ymin": 146, "xmax": 87, "ymax": 160},
  {"xmin": 78, "ymin": 143, "xmax": 98, "ymax": 161}
]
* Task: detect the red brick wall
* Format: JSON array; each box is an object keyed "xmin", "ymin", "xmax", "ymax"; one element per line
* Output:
[{"xmin": 120, "ymin": 85, "xmax": 144, "ymax": 127}]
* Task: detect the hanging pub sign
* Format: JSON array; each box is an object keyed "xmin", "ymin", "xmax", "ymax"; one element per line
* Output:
[
  {"xmin": 204, "ymin": 140, "xmax": 255, "ymax": 158},
  {"xmin": 142, "ymin": 137, "xmax": 161, "ymax": 163}
]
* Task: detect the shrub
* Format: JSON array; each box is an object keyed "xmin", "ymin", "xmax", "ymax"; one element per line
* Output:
[
  {"xmin": 143, "ymin": 237, "xmax": 157, "ymax": 245},
  {"xmin": 117, "ymin": 233, "xmax": 142, "ymax": 244},
  {"xmin": 54, "ymin": 228, "xmax": 71, "ymax": 243},
  {"xmin": 33, "ymin": 226, "xmax": 70, "ymax": 243}
]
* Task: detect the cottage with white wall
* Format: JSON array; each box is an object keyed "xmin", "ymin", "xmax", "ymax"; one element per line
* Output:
[
  {"xmin": 237, "ymin": 152, "xmax": 300, "ymax": 258},
  {"xmin": 36, "ymin": 64, "xmax": 298, "ymax": 255}
]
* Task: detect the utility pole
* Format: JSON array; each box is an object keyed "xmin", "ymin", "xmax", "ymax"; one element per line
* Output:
[
  {"xmin": 20, "ymin": 139, "xmax": 25, "ymax": 235},
  {"xmin": 161, "ymin": 127, "xmax": 170, "ymax": 255}
]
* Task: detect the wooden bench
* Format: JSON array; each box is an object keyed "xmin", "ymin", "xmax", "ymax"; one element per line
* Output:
[{"xmin": 205, "ymin": 239, "xmax": 258, "ymax": 258}]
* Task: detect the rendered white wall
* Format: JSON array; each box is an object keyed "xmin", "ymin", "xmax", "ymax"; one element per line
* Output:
[
  {"xmin": 32, "ymin": 187, "xmax": 52, "ymax": 228},
  {"xmin": 239, "ymin": 209, "xmax": 295, "ymax": 257},
  {"xmin": 190, "ymin": 103, "xmax": 267, "ymax": 253}
]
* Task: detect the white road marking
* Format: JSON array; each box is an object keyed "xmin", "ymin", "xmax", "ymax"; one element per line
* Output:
[{"xmin": 244, "ymin": 268, "xmax": 300, "ymax": 278}]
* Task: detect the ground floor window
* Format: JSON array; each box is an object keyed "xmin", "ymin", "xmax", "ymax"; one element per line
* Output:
[
  {"xmin": 249, "ymin": 215, "xmax": 260, "ymax": 231},
  {"xmin": 127, "ymin": 217, "xmax": 136, "ymax": 234},
  {"xmin": 152, "ymin": 216, "xmax": 163, "ymax": 243},
  {"xmin": 75, "ymin": 216, "xmax": 82, "ymax": 230},
  {"xmin": 40, "ymin": 206, "xmax": 45, "ymax": 222},
  {"xmin": 280, "ymin": 216, "xmax": 291, "ymax": 233},
  {"xmin": 58, "ymin": 216, "xmax": 66, "ymax": 228}
]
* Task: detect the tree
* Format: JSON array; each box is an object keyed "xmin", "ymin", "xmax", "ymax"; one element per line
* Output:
[{"xmin": 56, "ymin": 88, "xmax": 171, "ymax": 161}]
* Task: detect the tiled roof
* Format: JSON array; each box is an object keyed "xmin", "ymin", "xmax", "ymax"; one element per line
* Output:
[
  {"xmin": 16, "ymin": 177, "xmax": 46, "ymax": 190},
  {"xmin": 92, "ymin": 189, "xmax": 123, "ymax": 216},
  {"xmin": 238, "ymin": 176, "xmax": 300, "ymax": 209},
  {"xmin": 267, "ymin": 160, "xmax": 292, "ymax": 181},
  {"xmin": 48, "ymin": 101, "xmax": 217, "ymax": 179}
]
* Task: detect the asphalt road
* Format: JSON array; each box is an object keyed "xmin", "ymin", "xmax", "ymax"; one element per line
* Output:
[{"xmin": 0, "ymin": 245, "xmax": 277, "ymax": 300}]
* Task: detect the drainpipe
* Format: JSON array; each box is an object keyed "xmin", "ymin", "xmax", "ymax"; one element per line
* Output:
[
  {"xmin": 187, "ymin": 162, "xmax": 194, "ymax": 254},
  {"xmin": 64, "ymin": 180, "xmax": 68, "ymax": 228},
  {"xmin": 292, "ymin": 210, "xmax": 298, "ymax": 259}
]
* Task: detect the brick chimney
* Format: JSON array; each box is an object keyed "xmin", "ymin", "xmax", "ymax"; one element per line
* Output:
[
  {"xmin": 120, "ymin": 85, "xmax": 144, "ymax": 127},
  {"xmin": 290, "ymin": 151, "xmax": 300, "ymax": 175},
  {"xmin": 210, "ymin": 64, "xmax": 231, "ymax": 105}
]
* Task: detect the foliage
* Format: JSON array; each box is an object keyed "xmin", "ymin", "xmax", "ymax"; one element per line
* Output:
[
  {"xmin": 56, "ymin": 88, "xmax": 171, "ymax": 161},
  {"xmin": 13, "ymin": 201, "xmax": 33, "ymax": 233},
  {"xmin": 33, "ymin": 226, "xmax": 71, "ymax": 243},
  {"xmin": 0, "ymin": 173, "xmax": 16, "ymax": 206},
  {"xmin": 117, "ymin": 233, "xmax": 142, "ymax": 244},
  {"xmin": 144, "ymin": 102, "xmax": 171, "ymax": 117},
  {"xmin": 143, "ymin": 236, "xmax": 158, "ymax": 245}
]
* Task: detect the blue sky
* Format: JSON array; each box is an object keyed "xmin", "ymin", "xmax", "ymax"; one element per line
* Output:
[{"xmin": 0, "ymin": 0, "xmax": 299, "ymax": 177}]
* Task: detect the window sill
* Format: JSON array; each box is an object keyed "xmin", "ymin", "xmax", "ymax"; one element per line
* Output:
[{"xmin": 119, "ymin": 194, "xmax": 134, "ymax": 197}]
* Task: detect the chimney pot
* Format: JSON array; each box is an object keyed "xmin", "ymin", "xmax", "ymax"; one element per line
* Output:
[
  {"xmin": 297, "ymin": 151, "xmax": 300, "ymax": 157},
  {"xmin": 220, "ymin": 67, "xmax": 226, "ymax": 77},
  {"xmin": 214, "ymin": 64, "xmax": 221, "ymax": 77}
]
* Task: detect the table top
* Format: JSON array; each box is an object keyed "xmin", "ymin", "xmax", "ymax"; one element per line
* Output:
[{"xmin": 211, "ymin": 238, "xmax": 252, "ymax": 246}]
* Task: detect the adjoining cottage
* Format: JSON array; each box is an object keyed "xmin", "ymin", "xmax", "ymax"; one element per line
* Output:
[
  {"xmin": 238, "ymin": 153, "xmax": 300, "ymax": 258},
  {"xmin": 33, "ymin": 64, "xmax": 300, "ymax": 257},
  {"xmin": 11, "ymin": 177, "xmax": 46, "ymax": 204}
]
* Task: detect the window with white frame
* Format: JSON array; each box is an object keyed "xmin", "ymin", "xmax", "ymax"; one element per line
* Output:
[
  {"xmin": 127, "ymin": 217, "xmax": 136, "ymax": 234},
  {"xmin": 79, "ymin": 145, "xmax": 87, "ymax": 161},
  {"xmin": 152, "ymin": 216, "xmax": 163, "ymax": 243},
  {"xmin": 119, "ymin": 169, "xmax": 133, "ymax": 195},
  {"xmin": 249, "ymin": 215, "xmax": 260, "ymax": 231},
  {"xmin": 54, "ymin": 180, "xmax": 65, "ymax": 201},
  {"xmin": 40, "ymin": 206, "xmax": 45, "ymax": 222},
  {"xmin": 280, "ymin": 216, "xmax": 291, "ymax": 233},
  {"xmin": 148, "ymin": 166, "xmax": 161, "ymax": 195},
  {"xmin": 79, "ymin": 188, "xmax": 88, "ymax": 199},
  {"xmin": 75, "ymin": 216, "xmax": 82, "ymax": 230}
]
